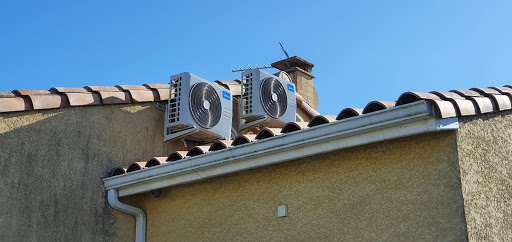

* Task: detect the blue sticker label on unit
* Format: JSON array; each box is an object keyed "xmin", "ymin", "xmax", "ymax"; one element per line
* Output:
[
  {"xmin": 287, "ymin": 83, "xmax": 295, "ymax": 92},
  {"xmin": 222, "ymin": 91, "xmax": 231, "ymax": 100}
]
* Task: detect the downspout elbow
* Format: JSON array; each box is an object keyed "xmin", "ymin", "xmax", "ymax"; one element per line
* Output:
[{"xmin": 107, "ymin": 189, "xmax": 146, "ymax": 242}]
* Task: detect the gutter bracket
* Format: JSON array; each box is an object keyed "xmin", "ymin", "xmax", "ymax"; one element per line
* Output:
[
  {"xmin": 434, "ymin": 117, "xmax": 459, "ymax": 130},
  {"xmin": 155, "ymin": 103, "xmax": 166, "ymax": 112}
]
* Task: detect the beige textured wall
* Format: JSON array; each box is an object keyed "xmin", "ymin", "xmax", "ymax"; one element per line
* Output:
[
  {"xmin": 0, "ymin": 103, "xmax": 184, "ymax": 241},
  {"xmin": 456, "ymin": 111, "xmax": 512, "ymax": 241},
  {"xmin": 120, "ymin": 131, "xmax": 467, "ymax": 241}
]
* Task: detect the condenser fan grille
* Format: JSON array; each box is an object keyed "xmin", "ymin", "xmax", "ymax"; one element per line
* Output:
[
  {"xmin": 189, "ymin": 82, "xmax": 222, "ymax": 129},
  {"xmin": 260, "ymin": 77, "xmax": 287, "ymax": 118}
]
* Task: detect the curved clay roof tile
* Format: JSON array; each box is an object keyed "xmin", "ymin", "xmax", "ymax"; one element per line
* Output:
[
  {"xmin": 109, "ymin": 167, "xmax": 127, "ymax": 177},
  {"xmin": 84, "ymin": 86, "xmax": 120, "ymax": 92},
  {"xmin": 0, "ymin": 96, "xmax": 32, "ymax": 113},
  {"xmin": 362, "ymin": 101, "xmax": 396, "ymax": 114},
  {"xmin": 187, "ymin": 146, "xmax": 211, "ymax": 157},
  {"xmin": 308, "ymin": 115, "xmax": 337, "ymax": 127},
  {"xmin": 430, "ymin": 91, "xmax": 464, "ymax": 100},
  {"xmin": 143, "ymin": 84, "xmax": 170, "ymax": 89},
  {"xmin": 447, "ymin": 99, "xmax": 478, "ymax": 116},
  {"xmin": 428, "ymin": 100, "xmax": 457, "ymax": 118},
  {"xmin": 470, "ymin": 87, "xmax": 501, "ymax": 95},
  {"xmin": 281, "ymin": 122, "xmax": 309, "ymax": 133},
  {"xmin": 127, "ymin": 162, "xmax": 146, "ymax": 172},
  {"xmin": 145, "ymin": 157, "xmax": 168, "ymax": 167},
  {"xmin": 115, "ymin": 85, "xmax": 149, "ymax": 91},
  {"xmin": 167, "ymin": 151, "xmax": 189, "ymax": 162},
  {"xmin": 449, "ymin": 90, "xmax": 482, "ymax": 98},
  {"xmin": 209, "ymin": 140, "xmax": 233, "ymax": 151},
  {"xmin": 489, "ymin": 86, "xmax": 512, "ymax": 94},
  {"xmin": 50, "ymin": 87, "xmax": 89, "ymax": 93},
  {"xmin": 336, "ymin": 108, "xmax": 363, "ymax": 120},
  {"xmin": 231, "ymin": 134, "xmax": 257, "ymax": 146},
  {"xmin": 12, "ymin": 89, "xmax": 52, "ymax": 96},
  {"xmin": 255, "ymin": 128, "xmax": 283, "ymax": 140},
  {"xmin": 395, "ymin": 92, "xmax": 440, "ymax": 106},
  {"xmin": 64, "ymin": 93, "xmax": 102, "ymax": 106}
]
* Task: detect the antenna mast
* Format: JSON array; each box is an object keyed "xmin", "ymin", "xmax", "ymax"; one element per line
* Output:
[{"xmin": 279, "ymin": 42, "xmax": 290, "ymax": 58}]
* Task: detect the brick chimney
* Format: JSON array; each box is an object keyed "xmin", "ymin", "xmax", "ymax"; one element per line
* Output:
[{"xmin": 271, "ymin": 56, "xmax": 318, "ymax": 109}]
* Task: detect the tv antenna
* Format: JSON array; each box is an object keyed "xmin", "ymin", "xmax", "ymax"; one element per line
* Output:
[
  {"xmin": 230, "ymin": 63, "xmax": 273, "ymax": 73},
  {"xmin": 279, "ymin": 42, "xmax": 290, "ymax": 58}
]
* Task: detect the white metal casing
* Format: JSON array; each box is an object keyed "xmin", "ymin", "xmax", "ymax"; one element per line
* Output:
[
  {"xmin": 164, "ymin": 72, "xmax": 232, "ymax": 142},
  {"xmin": 240, "ymin": 69, "xmax": 296, "ymax": 129}
]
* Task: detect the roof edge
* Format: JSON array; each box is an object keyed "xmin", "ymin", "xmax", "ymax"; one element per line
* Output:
[{"xmin": 103, "ymin": 101, "xmax": 459, "ymax": 197}]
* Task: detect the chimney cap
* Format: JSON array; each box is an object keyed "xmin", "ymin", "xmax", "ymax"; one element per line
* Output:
[{"xmin": 271, "ymin": 56, "xmax": 314, "ymax": 73}]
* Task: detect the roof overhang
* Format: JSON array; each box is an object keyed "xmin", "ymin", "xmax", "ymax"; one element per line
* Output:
[{"xmin": 102, "ymin": 101, "xmax": 458, "ymax": 197}]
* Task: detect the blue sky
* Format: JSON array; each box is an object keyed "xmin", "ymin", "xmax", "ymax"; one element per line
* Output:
[{"xmin": 1, "ymin": 1, "xmax": 511, "ymax": 115}]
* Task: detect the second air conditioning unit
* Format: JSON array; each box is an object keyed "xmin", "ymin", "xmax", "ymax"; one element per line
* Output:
[
  {"xmin": 164, "ymin": 72, "xmax": 232, "ymax": 142},
  {"xmin": 239, "ymin": 69, "xmax": 296, "ymax": 130}
]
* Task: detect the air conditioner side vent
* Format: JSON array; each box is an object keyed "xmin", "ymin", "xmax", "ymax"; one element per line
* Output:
[
  {"xmin": 168, "ymin": 76, "xmax": 182, "ymax": 124},
  {"xmin": 241, "ymin": 72, "xmax": 253, "ymax": 116}
]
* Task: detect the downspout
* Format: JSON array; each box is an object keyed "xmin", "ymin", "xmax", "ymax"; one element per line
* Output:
[{"xmin": 107, "ymin": 189, "xmax": 146, "ymax": 242}]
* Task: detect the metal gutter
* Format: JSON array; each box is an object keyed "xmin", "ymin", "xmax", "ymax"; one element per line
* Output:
[
  {"xmin": 103, "ymin": 101, "xmax": 458, "ymax": 197},
  {"xmin": 107, "ymin": 190, "xmax": 146, "ymax": 242}
]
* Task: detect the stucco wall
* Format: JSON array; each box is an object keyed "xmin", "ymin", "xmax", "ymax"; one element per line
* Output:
[
  {"xmin": 0, "ymin": 103, "xmax": 184, "ymax": 241},
  {"xmin": 456, "ymin": 111, "xmax": 512, "ymax": 241},
  {"xmin": 120, "ymin": 131, "xmax": 467, "ymax": 241}
]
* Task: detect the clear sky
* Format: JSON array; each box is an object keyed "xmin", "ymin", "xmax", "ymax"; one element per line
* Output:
[{"xmin": 1, "ymin": 1, "xmax": 511, "ymax": 115}]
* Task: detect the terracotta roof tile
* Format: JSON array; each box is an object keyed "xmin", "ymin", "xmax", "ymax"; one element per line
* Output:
[
  {"xmin": 13, "ymin": 89, "xmax": 52, "ymax": 96},
  {"xmin": 2, "ymin": 82, "xmax": 170, "ymax": 114},
  {"xmin": 84, "ymin": 86, "xmax": 120, "ymax": 92},
  {"xmin": 231, "ymin": 134, "xmax": 257, "ymax": 146},
  {"xmin": 490, "ymin": 86, "xmax": 512, "ymax": 94},
  {"xmin": 486, "ymin": 94, "xmax": 511, "ymax": 111},
  {"xmin": 428, "ymin": 100, "xmax": 457, "ymax": 118},
  {"xmin": 0, "ymin": 97, "xmax": 32, "ymax": 113},
  {"xmin": 209, "ymin": 140, "xmax": 233, "ymax": 151},
  {"xmin": 65, "ymin": 93, "xmax": 102, "ymax": 106},
  {"xmin": 255, "ymin": 128, "xmax": 283, "ymax": 140},
  {"xmin": 145, "ymin": 157, "xmax": 168, "ymax": 167},
  {"xmin": 281, "ymin": 122, "xmax": 309, "ymax": 133},
  {"xmin": 362, "ymin": 101, "xmax": 396, "ymax": 114},
  {"xmin": 336, "ymin": 108, "xmax": 363, "ymax": 120},
  {"xmin": 143, "ymin": 84, "xmax": 170, "ymax": 89},
  {"xmin": 126, "ymin": 90, "xmax": 159, "ymax": 103},
  {"xmin": 308, "ymin": 115, "xmax": 337, "ymax": 127},
  {"xmin": 396, "ymin": 92, "xmax": 441, "ymax": 106},
  {"xmin": 467, "ymin": 97, "xmax": 495, "ymax": 114},
  {"xmin": 167, "ymin": 151, "xmax": 188, "ymax": 162},
  {"xmin": 50, "ymin": 87, "xmax": 89, "ymax": 93},
  {"xmin": 0, "ymin": 92, "xmax": 17, "ymax": 98},
  {"xmin": 447, "ymin": 99, "xmax": 478, "ymax": 116},
  {"xmin": 470, "ymin": 87, "xmax": 501, "ymax": 95},
  {"xmin": 187, "ymin": 146, "xmax": 211, "ymax": 157},
  {"xmin": 450, "ymin": 90, "xmax": 482, "ymax": 97},
  {"xmin": 109, "ymin": 166, "xmax": 128, "ymax": 177},
  {"xmin": 115, "ymin": 85, "xmax": 149, "ymax": 91},
  {"xmin": 153, "ymin": 89, "xmax": 170, "ymax": 101},
  {"xmin": 97, "ymin": 91, "xmax": 132, "ymax": 104},
  {"xmin": 28, "ymin": 94, "xmax": 70, "ymax": 110},
  {"xmin": 430, "ymin": 91, "xmax": 465, "ymax": 100},
  {"xmin": 127, "ymin": 162, "xmax": 146, "ymax": 172}
]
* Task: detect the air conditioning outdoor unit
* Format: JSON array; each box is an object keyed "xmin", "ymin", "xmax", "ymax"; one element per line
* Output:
[
  {"xmin": 164, "ymin": 72, "xmax": 232, "ymax": 142},
  {"xmin": 239, "ymin": 69, "xmax": 296, "ymax": 130}
]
